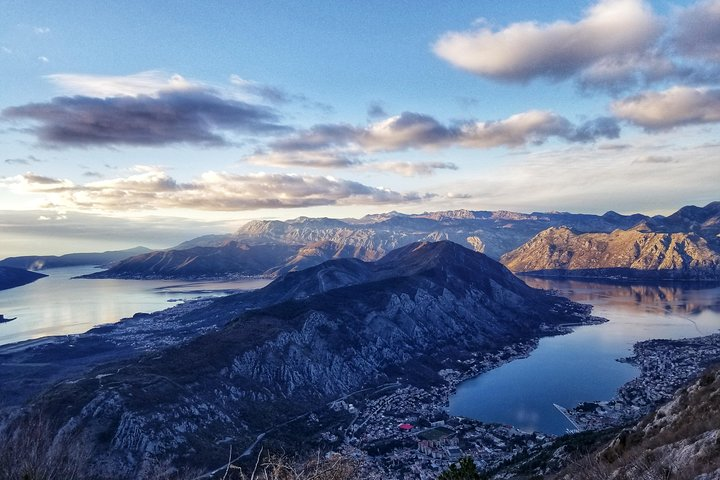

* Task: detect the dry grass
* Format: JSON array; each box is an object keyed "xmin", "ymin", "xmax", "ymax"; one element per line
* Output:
[
  {"xmin": 222, "ymin": 448, "xmax": 359, "ymax": 480},
  {"xmin": 0, "ymin": 414, "xmax": 89, "ymax": 480}
]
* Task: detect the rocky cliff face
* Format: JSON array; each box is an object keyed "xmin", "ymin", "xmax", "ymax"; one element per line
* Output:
[
  {"xmin": 9, "ymin": 241, "xmax": 590, "ymax": 478},
  {"xmin": 559, "ymin": 365, "xmax": 720, "ymax": 480},
  {"xmin": 229, "ymin": 208, "xmax": 648, "ymax": 260},
  {"xmin": 501, "ymin": 227, "xmax": 720, "ymax": 280}
]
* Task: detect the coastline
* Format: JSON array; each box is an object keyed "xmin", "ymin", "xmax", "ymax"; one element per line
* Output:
[{"xmin": 337, "ymin": 312, "xmax": 604, "ymax": 478}]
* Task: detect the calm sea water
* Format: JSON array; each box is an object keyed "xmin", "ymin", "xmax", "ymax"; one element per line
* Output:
[
  {"xmin": 449, "ymin": 279, "xmax": 720, "ymax": 435},
  {"xmin": 0, "ymin": 266, "xmax": 271, "ymax": 346}
]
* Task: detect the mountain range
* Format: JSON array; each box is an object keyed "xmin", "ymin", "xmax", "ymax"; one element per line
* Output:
[
  {"xmin": 71, "ymin": 202, "xmax": 720, "ymax": 282},
  {"xmin": 1, "ymin": 241, "xmax": 592, "ymax": 478},
  {"xmin": 0, "ymin": 246, "xmax": 152, "ymax": 271},
  {"xmin": 80, "ymin": 242, "xmax": 300, "ymax": 280},
  {"xmin": 194, "ymin": 208, "xmax": 652, "ymax": 260}
]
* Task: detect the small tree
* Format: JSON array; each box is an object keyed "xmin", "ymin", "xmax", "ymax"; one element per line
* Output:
[{"xmin": 438, "ymin": 456, "xmax": 482, "ymax": 480}]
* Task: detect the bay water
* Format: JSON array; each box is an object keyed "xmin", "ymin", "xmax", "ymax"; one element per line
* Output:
[{"xmin": 449, "ymin": 279, "xmax": 720, "ymax": 434}]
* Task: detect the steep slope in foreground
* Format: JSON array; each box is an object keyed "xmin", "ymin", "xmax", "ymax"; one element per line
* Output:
[
  {"xmin": 0, "ymin": 266, "xmax": 47, "ymax": 291},
  {"xmin": 501, "ymin": 227, "xmax": 720, "ymax": 280},
  {"xmin": 8, "ymin": 241, "xmax": 590, "ymax": 478},
  {"xmin": 558, "ymin": 364, "xmax": 720, "ymax": 480}
]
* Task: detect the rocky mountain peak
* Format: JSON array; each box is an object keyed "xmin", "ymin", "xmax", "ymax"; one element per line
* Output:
[{"xmin": 501, "ymin": 227, "xmax": 720, "ymax": 280}]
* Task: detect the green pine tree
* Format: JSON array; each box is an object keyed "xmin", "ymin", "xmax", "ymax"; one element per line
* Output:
[{"xmin": 438, "ymin": 456, "xmax": 482, "ymax": 480}]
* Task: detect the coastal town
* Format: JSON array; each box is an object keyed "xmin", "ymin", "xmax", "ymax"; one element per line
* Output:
[
  {"xmin": 565, "ymin": 333, "xmax": 720, "ymax": 431},
  {"xmin": 307, "ymin": 332, "xmax": 720, "ymax": 479},
  {"xmin": 327, "ymin": 340, "xmax": 549, "ymax": 479},
  {"xmin": 5, "ymin": 281, "xmax": 719, "ymax": 480}
]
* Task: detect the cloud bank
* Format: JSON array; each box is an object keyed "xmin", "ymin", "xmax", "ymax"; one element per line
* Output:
[
  {"xmin": 247, "ymin": 110, "xmax": 620, "ymax": 170},
  {"xmin": 1, "ymin": 167, "xmax": 428, "ymax": 211},
  {"xmin": 367, "ymin": 161, "xmax": 458, "ymax": 177},
  {"xmin": 46, "ymin": 71, "xmax": 197, "ymax": 98},
  {"xmin": 612, "ymin": 86, "xmax": 720, "ymax": 130},
  {"xmin": 2, "ymin": 90, "xmax": 289, "ymax": 147}
]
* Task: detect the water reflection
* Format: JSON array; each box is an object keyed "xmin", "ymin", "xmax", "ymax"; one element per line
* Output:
[
  {"xmin": 524, "ymin": 278, "xmax": 720, "ymax": 316},
  {"xmin": 0, "ymin": 266, "xmax": 270, "ymax": 346},
  {"xmin": 450, "ymin": 279, "xmax": 720, "ymax": 435}
]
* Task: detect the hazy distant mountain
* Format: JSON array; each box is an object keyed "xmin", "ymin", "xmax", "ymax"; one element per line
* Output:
[
  {"xmin": 80, "ymin": 241, "xmax": 300, "ymax": 280},
  {"xmin": 0, "ymin": 246, "xmax": 152, "ymax": 271},
  {"xmin": 0, "ymin": 266, "xmax": 47, "ymax": 291},
  {"xmin": 175, "ymin": 207, "xmax": 650, "ymax": 261},
  {"xmin": 10, "ymin": 241, "xmax": 591, "ymax": 478},
  {"xmin": 501, "ymin": 226, "xmax": 720, "ymax": 280},
  {"xmin": 645, "ymin": 201, "xmax": 720, "ymax": 249},
  {"xmin": 81, "ymin": 240, "xmax": 372, "ymax": 280}
]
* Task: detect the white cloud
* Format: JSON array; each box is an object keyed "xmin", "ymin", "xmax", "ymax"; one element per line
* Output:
[
  {"xmin": 360, "ymin": 113, "xmax": 454, "ymax": 151},
  {"xmin": 367, "ymin": 161, "xmax": 458, "ymax": 177},
  {"xmin": 262, "ymin": 110, "xmax": 619, "ymax": 168},
  {"xmin": 459, "ymin": 111, "xmax": 572, "ymax": 148},
  {"xmin": 612, "ymin": 86, "xmax": 720, "ymax": 130},
  {"xmin": 229, "ymin": 74, "xmax": 291, "ymax": 104},
  {"xmin": 1, "ymin": 172, "xmax": 73, "ymax": 192},
  {"xmin": 433, "ymin": 0, "xmax": 661, "ymax": 83},
  {"xmin": 38, "ymin": 56, "xmax": 49, "ymax": 63},
  {"xmin": 578, "ymin": 52, "xmax": 678, "ymax": 91},
  {"xmin": 0, "ymin": 167, "xmax": 428, "ymax": 212},
  {"xmin": 440, "ymin": 140, "xmax": 720, "ymax": 214},
  {"xmin": 245, "ymin": 150, "xmax": 362, "ymax": 169},
  {"xmin": 33, "ymin": 26, "xmax": 50, "ymax": 34},
  {"xmin": 45, "ymin": 71, "xmax": 198, "ymax": 97}
]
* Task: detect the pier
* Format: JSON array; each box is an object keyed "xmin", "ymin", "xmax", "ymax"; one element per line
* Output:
[{"xmin": 553, "ymin": 403, "xmax": 583, "ymax": 432}]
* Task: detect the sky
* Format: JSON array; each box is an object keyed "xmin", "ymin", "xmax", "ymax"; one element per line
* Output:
[{"xmin": 1, "ymin": 0, "xmax": 719, "ymax": 255}]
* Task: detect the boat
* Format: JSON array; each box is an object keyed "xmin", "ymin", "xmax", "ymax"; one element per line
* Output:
[{"xmin": 0, "ymin": 314, "xmax": 17, "ymax": 323}]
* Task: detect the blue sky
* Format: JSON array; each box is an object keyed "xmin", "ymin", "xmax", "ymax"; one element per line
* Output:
[{"xmin": 1, "ymin": 0, "xmax": 719, "ymax": 255}]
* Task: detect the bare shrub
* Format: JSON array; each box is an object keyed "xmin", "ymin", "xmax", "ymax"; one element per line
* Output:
[
  {"xmin": 0, "ymin": 414, "xmax": 89, "ymax": 480},
  {"xmin": 224, "ymin": 449, "xmax": 359, "ymax": 480}
]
